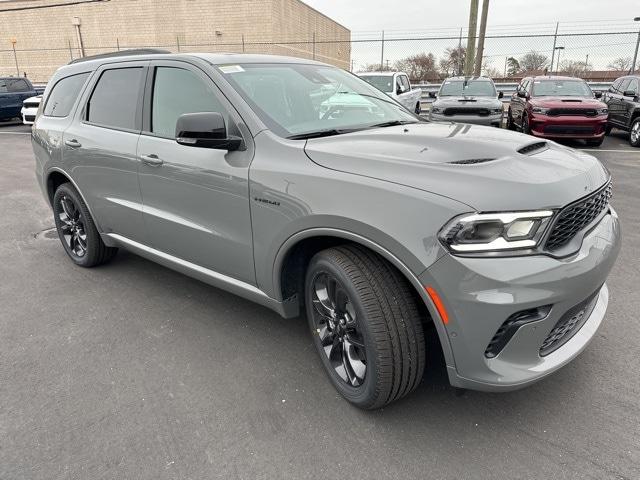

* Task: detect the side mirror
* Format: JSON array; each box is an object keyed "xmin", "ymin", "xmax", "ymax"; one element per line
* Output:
[
  {"xmin": 498, "ymin": 91, "xmax": 504, "ymax": 99},
  {"xmin": 428, "ymin": 91, "xmax": 437, "ymax": 98},
  {"xmin": 623, "ymin": 89, "xmax": 637, "ymax": 97},
  {"xmin": 517, "ymin": 90, "xmax": 528, "ymax": 98},
  {"xmin": 175, "ymin": 112, "xmax": 242, "ymax": 150},
  {"xmin": 396, "ymin": 87, "xmax": 403, "ymax": 95}
]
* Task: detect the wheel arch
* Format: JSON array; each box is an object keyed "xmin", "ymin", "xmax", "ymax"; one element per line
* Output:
[
  {"xmin": 272, "ymin": 228, "xmax": 456, "ymax": 368},
  {"xmin": 45, "ymin": 167, "xmax": 103, "ymax": 232}
]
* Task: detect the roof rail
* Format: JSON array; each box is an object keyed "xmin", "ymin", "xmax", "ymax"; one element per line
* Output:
[{"xmin": 68, "ymin": 48, "xmax": 172, "ymax": 65}]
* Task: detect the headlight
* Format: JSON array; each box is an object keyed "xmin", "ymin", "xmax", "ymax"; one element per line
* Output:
[
  {"xmin": 492, "ymin": 108, "xmax": 503, "ymax": 114},
  {"xmin": 599, "ymin": 108, "xmax": 608, "ymax": 115},
  {"xmin": 532, "ymin": 107, "xmax": 549, "ymax": 114},
  {"xmin": 431, "ymin": 107, "xmax": 442, "ymax": 114},
  {"xmin": 439, "ymin": 210, "xmax": 555, "ymax": 254}
]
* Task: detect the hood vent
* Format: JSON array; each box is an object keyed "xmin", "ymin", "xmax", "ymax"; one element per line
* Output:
[
  {"xmin": 561, "ymin": 99, "xmax": 582, "ymax": 102},
  {"xmin": 517, "ymin": 141, "xmax": 548, "ymax": 155},
  {"xmin": 448, "ymin": 158, "xmax": 496, "ymax": 165}
]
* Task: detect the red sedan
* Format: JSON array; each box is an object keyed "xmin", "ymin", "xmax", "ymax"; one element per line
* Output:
[{"xmin": 508, "ymin": 76, "xmax": 608, "ymax": 146}]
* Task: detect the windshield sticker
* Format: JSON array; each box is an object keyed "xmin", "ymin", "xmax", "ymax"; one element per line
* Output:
[{"xmin": 219, "ymin": 65, "xmax": 245, "ymax": 74}]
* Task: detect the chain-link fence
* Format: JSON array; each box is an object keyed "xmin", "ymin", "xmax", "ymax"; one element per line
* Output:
[{"xmin": 1, "ymin": 30, "xmax": 639, "ymax": 84}]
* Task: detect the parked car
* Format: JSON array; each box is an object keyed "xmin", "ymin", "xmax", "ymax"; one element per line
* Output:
[
  {"xmin": 0, "ymin": 77, "xmax": 38, "ymax": 121},
  {"xmin": 21, "ymin": 95, "xmax": 41, "ymax": 125},
  {"xmin": 507, "ymin": 75, "xmax": 608, "ymax": 146},
  {"xmin": 33, "ymin": 51, "xmax": 620, "ymax": 409},
  {"xmin": 428, "ymin": 76, "xmax": 504, "ymax": 127},
  {"xmin": 358, "ymin": 71, "xmax": 423, "ymax": 114},
  {"xmin": 601, "ymin": 75, "xmax": 640, "ymax": 147}
]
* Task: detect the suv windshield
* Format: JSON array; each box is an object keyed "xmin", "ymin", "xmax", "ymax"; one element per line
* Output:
[
  {"xmin": 532, "ymin": 80, "xmax": 593, "ymax": 97},
  {"xmin": 219, "ymin": 64, "xmax": 417, "ymax": 138},
  {"xmin": 359, "ymin": 75, "xmax": 394, "ymax": 93},
  {"xmin": 439, "ymin": 79, "xmax": 496, "ymax": 97}
]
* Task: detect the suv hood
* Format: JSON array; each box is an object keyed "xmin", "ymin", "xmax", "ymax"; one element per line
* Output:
[
  {"xmin": 529, "ymin": 96, "xmax": 606, "ymax": 108},
  {"xmin": 433, "ymin": 96, "xmax": 502, "ymax": 109},
  {"xmin": 304, "ymin": 122, "xmax": 609, "ymax": 211}
]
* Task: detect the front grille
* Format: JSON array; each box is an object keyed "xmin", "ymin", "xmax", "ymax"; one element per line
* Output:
[
  {"xmin": 547, "ymin": 108, "xmax": 598, "ymax": 117},
  {"xmin": 443, "ymin": 107, "xmax": 490, "ymax": 116},
  {"xmin": 545, "ymin": 182, "xmax": 612, "ymax": 251},
  {"xmin": 24, "ymin": 115, "xmax": 35, "ymax": 122},
  {"xmin": 539, "ymin": 289, "xmax": 601, "ymax": 356},
  {"xmin": 543, "ymin": 125, "xmax": 595, "ymax": 135},
  {"xmin": 23, "ymin": 102, "xmax": 39, "ymax": 109}
]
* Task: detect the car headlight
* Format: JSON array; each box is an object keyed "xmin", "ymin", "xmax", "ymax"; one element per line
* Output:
[
  {"xmin": 599, "ymin": 108, "xmax": 608, "ymax": 115},
  {"xmin": 439, "ymin": 210, "xmax": 555, "ymax": 254},
  {"xmin": 492, "ymin": 108, "xmax": 503, "ymax": 114},
  {"xmin": 532, "ymin": 107, "xmax": 549, "ymax": 114},
  {"xmin": 431, "ymin": 107, "xmax": 442, "ymax": 114}
]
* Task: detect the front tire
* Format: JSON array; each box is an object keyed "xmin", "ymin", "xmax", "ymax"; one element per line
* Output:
[
  {"xmin": 522, "ymin": 113, "xmax": 531, "ymax": 134},
  {"xmin": 53, "ymin": 183, "xmax": 118, "ymax": 267},
  {"xmin": 506, "ymin": 108, "xmax": 516, "ymax": 130},
  {"xmin": 630, "ymin": 118, "xmax": 640, "ymax": 147},
  {"xmin": 415, "ymin": 102, "xmax": 421, "ymax": 115},
  {"xmin": 305, "ymin": 245, "xmax": 426, "ymax": 409}
]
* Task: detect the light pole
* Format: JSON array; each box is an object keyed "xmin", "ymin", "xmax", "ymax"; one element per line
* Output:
[
  {"xmin": 555, "ymin": 46, "xmax": 564, "ymax": 74},
  {"xmin": 632, "ymin": 17, "xmax": 640, "ymax": 74}
]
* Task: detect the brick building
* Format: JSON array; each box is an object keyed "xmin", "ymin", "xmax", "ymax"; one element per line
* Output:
[{"xmin": 0, "ymin": 0, "xmax": 350, "ymax": 82}]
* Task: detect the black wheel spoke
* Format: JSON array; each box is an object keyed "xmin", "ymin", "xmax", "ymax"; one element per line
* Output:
[
  {"xmin": 57, "ymin": 195, "xmax": 87, "ymax": 258},
  {"xmin": 343, "ymin": 338, "xmax": 366, "ymax": 386}
]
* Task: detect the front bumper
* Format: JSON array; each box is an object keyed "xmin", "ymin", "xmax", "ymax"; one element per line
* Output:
[
  {"xmin": 21, "ymin": 107, "xmax": 37, "ymax": 125},
  {"xmin": 421, "ymin": 208, "xmax": 620, "ymax": 391},
  {"xmin": 529, "ymin": 113, "xmax": 607, "ymax": 139},
  {"xmin": 429, "ymin": 112, "xmax": 503, "ymax": 127}
]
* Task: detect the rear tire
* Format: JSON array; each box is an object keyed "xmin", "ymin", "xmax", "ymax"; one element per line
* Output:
[
  {"xmin": 506, "ymin": 108, "xmax": 516, "ymax": 130},
  {"xmin": 53, "ymin": 183, "xmax": 118, "ymax": 267},
  {"xmin": 604, "ymin": 124, "xmax": 612, "ymax": 136},
  {"xmin": 629, "ymin": 118, "xmax": 640, "ymax": 147},
  {"xmin": 522, "ymin": 114, "xmax": 531, "ymax": 134},
  {"xmin": 305, "ymin": 245, "xmax": 426, "ymax": 409}
]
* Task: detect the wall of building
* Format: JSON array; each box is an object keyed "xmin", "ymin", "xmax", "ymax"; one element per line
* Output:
[{"xmin": 0, "ymin": 0, "xmax": 350, "ymax": 82}]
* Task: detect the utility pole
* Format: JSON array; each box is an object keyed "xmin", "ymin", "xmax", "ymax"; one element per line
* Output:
[
  {"xmin": 464, "ymin": 0, "xmax": 479, "ymax": 77},
  {"xmin": 632, "ymin": 17, "xmax": 640, "ymax": 74},
  {"xmin": 10, "ymin": 38, "xmax": 19, "ymax": 77},
  {"xmin": 504, "ymin": 56, "xmax": 507, "ymax": 77},
  {"xmin": 549, "ymin": 22, "xmax": 559, "ymax": 74},
  {"xmin": 473, "ymin": 0, "xmax": 490, "ymax": 77},
  {"xmin": 457, "ymin": 28, "xmax": 463, "ymax": 75},
  {"xmin": 71, "ymin": 16, "xmax": 85, "ymax": 58},
  {"xmin": 380, "ymin": 30, "xmax": 385, "ymax": 70}
]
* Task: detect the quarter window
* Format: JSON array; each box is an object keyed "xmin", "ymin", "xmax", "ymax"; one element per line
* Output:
[
  {"xmin": 151, "ymin": 67, "xmax": 226, "ymax": 138},
  {"xmin": 43, "ymin": 72, "xmax": 90, "ymax": 118},
  {"xmin": 87, "ymin": 67, "xmax": 144, "ymax": 130}
]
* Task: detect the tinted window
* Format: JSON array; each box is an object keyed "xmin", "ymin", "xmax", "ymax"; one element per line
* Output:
[
  {"xmin": 87, "ymin": 67, "xmax": 144, "ymax": 130},
  {"xmin": 611, "ymin": 78, "xmax": 623, "ymax": 94},
  {"xmin": 7, "ymin": 79, "xmax": 30, "ymax": 92},
  {"xmin": 628, "ymin": 79, "xmax": 639, "ymax": 94},
  {"xmin": 43, "ymin": 72, "xmax": 90, "ymax": 117},
  {"xmin": 151, "ymin": 67, "xmax": 226, "ymax": 138},
  {"xmin": 618, "ymin": 78, "xmax": 631, "ymax": 93}
]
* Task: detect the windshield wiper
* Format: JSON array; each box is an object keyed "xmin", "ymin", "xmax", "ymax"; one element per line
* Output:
[
  {"xmin": 287, "ymin": 128, "xmax": 361, "ymax": 140},
  {"xmin": 368, "ymin": 120, "xmax": 419, "ymax": 128}
]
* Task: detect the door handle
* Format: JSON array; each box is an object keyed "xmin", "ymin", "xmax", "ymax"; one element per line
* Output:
[
  {"xmin": 140, "ymin": 154, "xmax": 163, "ymax": 167},
  {"xmin": 64, "ymin": 139, "xmax": 82, "ymax": 148}
]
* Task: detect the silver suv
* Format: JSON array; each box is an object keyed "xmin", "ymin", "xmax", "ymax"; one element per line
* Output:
[
  {"xmin": 429, "ymin": 76, "xmax": 504, "ymax": 127},
  {"xmin": 33, "ymin": 52, "xmax": 620, "ymax": 409}
]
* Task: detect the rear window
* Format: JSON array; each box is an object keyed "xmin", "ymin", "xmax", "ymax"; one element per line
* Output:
[
  {"xmin": 86, "ymin": 67, "xmax": 144, "ymax": 130},
  {"xmin": 7, "ymin": 79, "xmax": 30, "ymax": 92},
  {"xmin": 43, "ymin": 72, "xmax": 90, "ymax": 117}
]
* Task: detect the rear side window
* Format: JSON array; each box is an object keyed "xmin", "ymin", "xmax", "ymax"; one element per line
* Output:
[
  {"xmin": 43, "ymin": 72, "xmax": 90, "ymax": 117},
  {"xmin": 7, "ymin": 79, "xmax": 30, "ymax": 92},
  {"xmin": 87, "ymin": 67, "xmax": 144, "ymax": 130},
  {"xmin": 151, "ymin": 67, "xmax": 226, "ymax": 138}
]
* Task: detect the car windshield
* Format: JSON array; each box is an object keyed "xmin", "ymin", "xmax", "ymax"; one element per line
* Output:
[
  {"xmin": 218, "ymin": 63, "xmax": 418, "ymax": 138},
  {"xmin": 439, "ymin": 79, "xmax": 496, "ymax": 97},
  {"xmin": 359, "ymin": 75, "xmax": 394, "ymax": 93},
  {"xmin": 532, "ymin": 80, "xmax": 593, "ymax": 97}
]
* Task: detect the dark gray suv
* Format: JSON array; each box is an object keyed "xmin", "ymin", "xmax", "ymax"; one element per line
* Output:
[
  {"xmin": 602, "ymin": 75, "xmax": 640, "ymax": 147},
  {"xmin": 33, "ymin": 51, "xmax": 620, "ymax": 409}
]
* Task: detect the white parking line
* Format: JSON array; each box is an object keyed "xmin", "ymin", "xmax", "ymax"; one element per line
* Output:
[
  {"xmin": 579, "ymin": 149, "xmax": 640, "ymax": 154},
  {"xmin": 0, "ymin": 131, "xmax": 31, "ymax": 135}
]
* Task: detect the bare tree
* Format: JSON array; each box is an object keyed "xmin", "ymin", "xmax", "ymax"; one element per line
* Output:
[
  {"xmin": 608, "ymin": 57, "xmax": 633, "ymax": 71},
  {"xmin": 506, "ymin": 57, "xmax": 520, "ymax": 77},
  {"xmin": 519, "ymin": 51, "xmax": 549, "ymax": 72},
  {"xmin": 439, "ymin": 46, "xmax": 466, "ymax": 77},
  {"xmin": 360, "ymin": 63, "xmax": 393, "ymax": 72},
  {"xmin": 559, "ymin": 59, "xmax": 592, "ymax": 77},
  {"xmin": 481, "ymin": 58, "xmax": 501, "ymax": 78},
  {"xmin": 394, "ymin": 53, "xmax": 438, "ymax": 82}
]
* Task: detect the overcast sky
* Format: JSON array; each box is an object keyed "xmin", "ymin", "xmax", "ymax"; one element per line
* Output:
[{"xmin": 303, "ymin": 0, "xmax": 640, "ymax": 34}]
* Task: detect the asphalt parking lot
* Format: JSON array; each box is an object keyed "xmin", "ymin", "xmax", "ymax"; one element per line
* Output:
[{"xmin": 1, "ymin": 120, "xmax": 639, "ymax": 480}]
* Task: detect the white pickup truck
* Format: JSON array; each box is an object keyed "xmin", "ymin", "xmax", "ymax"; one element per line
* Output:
[{"xmin": 357, "ymin": 71, "xmax": 423, "ymax": 114}]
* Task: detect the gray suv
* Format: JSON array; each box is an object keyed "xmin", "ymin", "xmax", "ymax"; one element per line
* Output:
[
  {"xmin": 33, "ymin": 51, "xmax": 620, "ymax": 409},
  {"xmin": 428, "ymin": 76, "xmax": 504, "ymax": 127}
]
